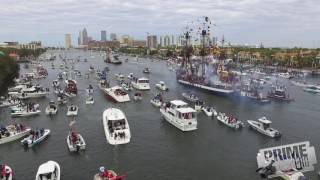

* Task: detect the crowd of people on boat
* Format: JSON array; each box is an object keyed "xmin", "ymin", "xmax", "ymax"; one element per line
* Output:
[
  {"xmin": 28, "ymin": 128, "xmax": 45, "ymax": 142},
  {"xmin": 25, "ymin": 102, "xmax": 40, "ymax": 112},
  {"xmin": 0, "ymin": 165, "xmax": 11, "ymax": 180},
  {"xmin": 227, "ymin": 115, "xmax": 238, "ymax": 124},
  {"xmin": 0, "ymin": 124, "xmax": 26, "ymax": 139},
  {"xmin": 70, "ymin": 131, "xmax": 80, "ymax": 145},
  {"xmin": 98, "ymin": 167, "xmax": 125, "ymax": 180}
]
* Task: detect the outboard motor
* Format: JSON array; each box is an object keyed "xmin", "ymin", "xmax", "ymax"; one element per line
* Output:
[{"xmin": 256, "ymin": 160, "xmax": 276, "ymax": 178}]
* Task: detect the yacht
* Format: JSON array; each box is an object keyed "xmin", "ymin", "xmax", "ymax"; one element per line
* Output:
[
  {"xmin": 160, "ymin": 100, "xmax": 197, "ymax": 131},
  {"xmin": 103, "ymin": 86, "xmax": 130, "ymax": 103},
  {"xmin": 131, "ymin": 77, "xmax": 150, "ymax": 90},
  {"xmin": 0, "ymin": 124, "xmax": 31, "ymax": 144},
  {"xmin": 0, "ymin": 97, "xmax": 20, "ymax": 108},
  {"xmin": 11, "ymin": 103, "xmax": 41, "ymax": 117},
  {"xmin": 9, "ymin": 86, "xmax": 47, "ymax": 99},
  {"xmin": 35, "ymin": 161, "xmax": 60, "ymax": 180},
  {"xmin": 247, "ymin": 117, "xmax": 281, "ymax": 138},
  {"xmin": 267, "ymin": 86, "xmax": 293, "ymax": 102},
  {"xmin": 102, "ymin": 108, "xmax": 131, "ymax": 145}
]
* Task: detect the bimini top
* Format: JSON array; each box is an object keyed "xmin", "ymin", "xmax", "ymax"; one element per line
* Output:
[
  {"xmin": 176, "ymin": 107, "xmax": 196, "ymax": 114},
  {"xmin": 170, "ymin": 100, "xmax": 188, "ymax": 106},
  {"xmin": 37, "ymin": 161, "xmax": 56, "ymax": 174},
  {"xmin": 138, "ymin": 77, "xmax": 149, "ymax": 80},
  {"xmin": 258, "ymin": 117, "xmax": 272, "ymax": 124},
  {"xmin": 103, "ymin": 108, "xmax": 125, "ymax": 121}
]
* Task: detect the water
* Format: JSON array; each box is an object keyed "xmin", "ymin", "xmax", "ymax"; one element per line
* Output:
[{"xmin": 1, "ymin": 50, "xmax": 320, "ymax": 180}]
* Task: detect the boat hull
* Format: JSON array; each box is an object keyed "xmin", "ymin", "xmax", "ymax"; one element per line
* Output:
[
  {"xmin": 160, "ymin": 108, "xmax": 197, "ymax": 131},
  {"xmin": 0, "ymin": 128, "xmax": 31, "ymax": 145},
  {"xmin": 178, "ymin": 79, "xmax": 234, "ymax": 94}
]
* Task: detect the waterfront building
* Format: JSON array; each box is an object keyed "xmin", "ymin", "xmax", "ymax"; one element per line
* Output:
[
  {"xmin": 101, "ymin": 30, "xmax": 107, "ymax": 41},
  {"xmin": 65, "ymin": 34, "xmax": 72, "ymax": 49}
]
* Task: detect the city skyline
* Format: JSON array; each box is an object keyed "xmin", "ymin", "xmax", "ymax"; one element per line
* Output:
[{"xmin": 0, "ymin": 0, "xmax": 320, "ymax": 48}]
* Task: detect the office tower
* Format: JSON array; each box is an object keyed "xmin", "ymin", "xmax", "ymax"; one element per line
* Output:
[
  {"xmin": 101, "ymin": 30, "xmax": 107, "ymax": 41},
  {"xmin": 65, "ymin": 34, "xmax": 72, "ymax": 48}
]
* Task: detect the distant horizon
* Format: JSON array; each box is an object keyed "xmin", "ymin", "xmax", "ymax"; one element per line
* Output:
[{"xmin": 1, "ymin": 0, "xmax": 319, "ymax": 48}]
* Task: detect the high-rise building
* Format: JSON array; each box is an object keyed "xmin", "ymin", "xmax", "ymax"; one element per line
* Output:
[
  {"xmin": 110, "ymin": 33, "xmax": 117, "ymax": 41},
  {"xmin": 159, "ymin": 36, "xmax": 163, "ymax": 47},
  {"xmin": 101, "ymin": 30, "xmax": 107, "ymax": 41},
  {"xmin": 147, "ymin": 35, "xmax": 157, "ymax": 49},
  {"xmin": 82, "ymin": 28, "xmax": 88, "ymax": 45},
  {"xmin": 164, "ymin": 35, "xmax": 171, "ymax": 47},
  {"xmin": 65, "ymin": 34, "xmax": 72, "ymax": 49},
  {"xmin": 171, "ymin": 35, "xmax": 175, "ymax": 45}
]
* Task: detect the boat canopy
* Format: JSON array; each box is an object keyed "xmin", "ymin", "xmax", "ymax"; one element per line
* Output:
[
  {"xmin": 177, "ymin": 107, "xmax": 196, "ymax": 114},
  {"xmin": 38, "ymin": 162, "xmax": 55, "ymax": 174},
  {"xmin": 104, "ymin": 108, "xmax": 125, "ymax": 121},
  {"xmin": 258, "ymin": 117, "xmax": 272, "ymax": 124},
  {"xmin": 170, "ymin": 100, "xmax": 188, "ymax": 106}
]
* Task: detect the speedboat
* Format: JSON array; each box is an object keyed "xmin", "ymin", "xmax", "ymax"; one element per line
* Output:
[
  {"xmin": 21, "ymin": 129, "xmax": 50, "ymax": 148},
  {"xmin": 103, "ymin": 86, "xmax": 130, "ymax": 103},
  {"xmin": 0, "ymin": 124, "xmax": 31, "ymax": 144},
  {"xmin": 155, "ymin": 81, "xmax": 169, "ymax": 91},
  {"xmin": 267, "ymin": 86, "xmax": 294, "ymax": 102},
  {"xmin": 150, "ymin": 94, "xmax": 163, "ymax": 107},
  {"xmin": 278, "ymin": 72, "xmax": 294, "ymax": 79},
  {"xmin": 247, "ymin": 117, "xmax": 281, "ymax": 138},
  {"xmin": 143, "ymin": 67, "xmax": 150, "ymax": 74},
  {"xmin": 45, "ymin": 101, "xmax": 58, "ymax": 115},
  {"xmin": 131, "ymin": 77, "xmax": 150, "ymax": 90},
  {"xmin": 86, "ymin": 84, "xmax": 94, "ymax": 94},
  {"xmin": 0, "ymin": 97, "xmax": 20, "ymax": 108},
  {"xmin": 64, "ymin": 80, "xmax": 77, "ymax": 97},
  {"xmin": 89, "ymin": 66, "xmax": 95, "ymax": 73},
  {"xmin": 303, "ymin": 85, "xmax": 320, "ymax": 93},
  {"xmin": 115, "ymin": 73, "xmax": 125, "ymax": 82},
  {"xmin": 127, "ymin": 73, "xmax": 134, "ymax": 80},
  {"xmin": 86, "ymin": 95, "xmax": 94, "ymax": 104},
  {"xmin": 182, "ymin": 92, "xmax": 199, "ymax": 102},
  {"xmin": 194, "ymin": 100, "xmax": 204, "ymax": 111},
  {"xmin": 93, "ymin": 167, "xmax": 123, "ymax": 180},
  {"xmin": 0, "ymin": 164, "xmax": 13, "ymax": 180},
  {"xmin": 133, "ymin": 92, "xmax": 142, "ymax": 101},
  {"xmin": 216, "ymin": 113, "xmax": 244, "ymax": 129},
  {"xmin": 11, "ymin": 103, "xmax": 41, "ymax": 117},
  {"xmin": 35, "ymin": 161, "xmax": 60, "ymax": 180},
  {"xmin": 120, "ymin": 82, "xmax": 132, "ymax": 91},
  {"xmin": 202, "ymin": 106, "xmax": 217, "ymax": 117},
  {"xmin": 66, "ymin": 105, "xmax": 78, "ymax": 116},
  {"xmin": 160, "ymin": 100, "xmax": 197, "ymax": 131},
  {"xmin": 102, "ymin": 108, "xmax": 131, "ymax": 145},
  {"xmin": 66, "ymin": 131, "xmax": 86, "ymax": 152},
  {"xmin": 57, "ymin": 95, "xmax": 67, "ymax": 105},
  {"xmin": 52, "ymin": 80, "xmax": 60, "ymax": 88}
]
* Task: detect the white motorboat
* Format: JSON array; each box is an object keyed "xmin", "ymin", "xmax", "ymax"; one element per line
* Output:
[
  {"xmin": 67, "ymin": 131, "xmax": 86, "ymax": 152},
  {"xmin": 291, "ymin": 80, "xmax": 310, "ymax": 87},
  {"xmin": 115, "ymin": 73, "xmax": 125, "ymax": 82},
  {"xmin": 150, "ymin": 98, "xmax": 162, "ymax": 107},
  {"xmin": 182, "ymin": 92, "xmax": 199, "ymax": 102},
  {"xmin": 0, "ymin": 98, "xmax": 20, "ymax": 108},
  {"xmin": 57, "ymin": 95, "xmax": 67, "ymax": 104},
  {"xmin": 303, "ymin": 85, "xmax": 320, "ymax": 93},
  {"xmin": 202, "ymin": 106, "xmax": 217, "ymax": 117},
  {"xmin": 131, "ymin": 77, "xmax": 150, "ymax": 90},
  {"xmin": 35, "ymin": 161, "xmax": 60, "ymax": 180},
  {"xmin": 127, "ymin": 73, "xmax": 134, "ymax": 80},
  {"xmin": 278, "ymin": 72, "xmax": 294, "ymax": 79},
  {"xmin": 143, "ymin": 67, "xmax": 150, "ymax": 74},
  {"xmin": 66, "ymin": 105, "xmax": 78, "ymax": 116},
  {"xmin": 52, "ymin": 80, "xmax": 60, "ymax": 88},
  {"xmin": 86, "ymin": 84, "xmax": 94, "ymax": 94},
  {"xmin": 216, "ymin": 113, "xmax": 244, "ymax": 129},
  {"xmin": 103, "ymin": 86, "xmax": 130, "ymax": 103},
  {"xmin": 133, "ymin": 92, "xmax": 142, "ymax": 101},
  {"xmin": 194, "ymin": 100, "xmax": 204, "ymax": 111},
  {"xmin": 21, "ymin": 129, "xmax": 50, "ymax": 148},
  {"xmin": 9, "ymin": 86, "xmax": 47, "ymax": 99},
  {"xmin": 160, "ymin": 100, "xmax": 197, "ymax": 131},
  {"xmin": 45, "ymin": 101, "xmax": 58, "ymax": 115},
  {"xmin": 247, "ymin": 117, "xmax": 281, "ymax": 138},
  {"xmin": 8, "ymin": 84, "xmax": 28, "ymax": 92},
  {"xmin": 86, "ymin": 95, "xmax": 94, "ymax": 104},
  {"xmin": 0, "ymin": 164, "xmax": 13, "ymax": 180},
  {"xmin": 11, "ymin": 104, "xmax": 41, "ymax": 117},
  {"xmin": 102, "ymin": 108, "xmax": 131, "ymax": 145},
  {"xmin": 0, "ymin": 124, "xmax": 31, "ymax": 144},
  {"xmin": 155, "ymin": 81, "xmax": 169, "ymax": 91},
  {"xmin": 89, "ymin": 66, "xmax": 95, "ymax": 73}
]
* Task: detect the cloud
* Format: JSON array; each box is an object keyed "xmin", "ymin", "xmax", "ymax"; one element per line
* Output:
[{"xmin": 0, "ymin": 0, "xmax": 319, "ymax": 47}]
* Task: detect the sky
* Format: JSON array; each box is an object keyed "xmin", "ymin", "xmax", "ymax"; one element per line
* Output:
[{"xmin": 0, "ymin": 0, "xmax": 319, "ymax": 48}]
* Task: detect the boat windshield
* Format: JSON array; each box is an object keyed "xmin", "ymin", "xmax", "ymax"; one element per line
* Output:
[
  {"xmin": 179, "ymin": 112, "xmax": 196, "ymax": 120},
  {"xmin": 108, "ymin": 119, "xmax": 126, "ymax": 130},
  {"xmin": 138, "ymin": 80, "xmax": 149, "ymax": 83}
]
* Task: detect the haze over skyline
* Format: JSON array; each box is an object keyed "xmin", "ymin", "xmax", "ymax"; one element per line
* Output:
[{"xmin": 0, "ymin": 0, "xmax": 320, "ymax": 48}]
